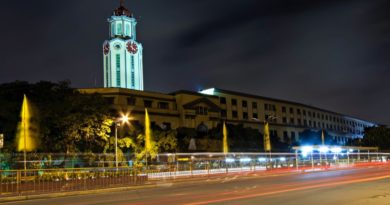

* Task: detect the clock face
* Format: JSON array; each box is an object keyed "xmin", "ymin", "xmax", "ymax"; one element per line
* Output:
[
  {"xmin": 126, "ymin": 42, "xmax": 138, "ymax": 54},
  {"xmin": 103, "ymin": 42, "xmax": 110, "ymax": 55}
]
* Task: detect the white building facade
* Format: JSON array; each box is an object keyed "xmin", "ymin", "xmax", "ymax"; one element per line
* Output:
[{"xmin": 103, "ymin": 2, "xmax": 144, "ymax": 90}]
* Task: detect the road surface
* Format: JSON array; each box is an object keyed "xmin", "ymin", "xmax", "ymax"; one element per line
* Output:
[{"xmin": 3, "ymin": 166, "xmax": 390, "ymax": 205}]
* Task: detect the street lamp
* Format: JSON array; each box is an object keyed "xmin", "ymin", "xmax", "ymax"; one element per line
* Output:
[{"xmin": 115, "ymin": 114, "xmax": 130, "ymax": 169}]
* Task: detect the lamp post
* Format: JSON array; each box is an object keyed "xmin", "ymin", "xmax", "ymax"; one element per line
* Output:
[{"xmin": 114, "ymin": 114, "xmax": 130, "ymax": 169}]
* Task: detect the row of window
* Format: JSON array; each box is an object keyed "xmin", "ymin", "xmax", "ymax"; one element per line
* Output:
[
  {"xmin": 111, "ymin": 22, "xmax": 132, "ymax": 37},
  {"xmin": 219, "ymin": 97, "xmax": 369, "ymax": 129}
]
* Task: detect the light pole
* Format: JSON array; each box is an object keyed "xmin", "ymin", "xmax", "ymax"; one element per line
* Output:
[{"xmin": 114, "ymin": 114, "xmax": 130, "ymax": 169}]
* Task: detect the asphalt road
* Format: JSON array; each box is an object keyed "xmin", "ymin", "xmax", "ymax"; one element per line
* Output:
[{"xmin": 3, "ymin": 166, "xmax": 390, "ymax": 205}]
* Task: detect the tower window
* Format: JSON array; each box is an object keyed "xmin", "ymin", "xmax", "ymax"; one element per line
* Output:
[
  {"xmin": 126, "ymin": 24, "xmax": 130, "ymax": 36},
  {"xmin": 111, "ymin": 23, "xmax": 115, "ymax": 36},
  {"xmin": 116, "ymin": 54, "xmax": 121, "ymax": 86},
  {"xmin": 105, "ymin": 56, "xmax": 109, "ymax": 87},
  {"xmin": 131, "ymin": 56, "xmax": 135, "ymax": 87},
  {"xmin": 117, "ymin": 23, "xmax": 122, "ymax": 35}
]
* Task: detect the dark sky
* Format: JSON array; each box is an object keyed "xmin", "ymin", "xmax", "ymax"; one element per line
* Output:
[{"xmin": 1, "ymin": 0, "xmax": 389, "ymax": 125}]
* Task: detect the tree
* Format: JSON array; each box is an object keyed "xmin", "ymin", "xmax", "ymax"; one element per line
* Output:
[
  {"xmin": 362, "ymin": 126, "xmax": 390, "ymax": 150},
  {"xmin": 0, "ymin": 81, "xmax": 113, "ymax": 153}
]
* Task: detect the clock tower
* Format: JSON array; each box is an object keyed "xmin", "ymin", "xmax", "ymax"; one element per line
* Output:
[{"xmin": 103, "ymin": 0, "xmax": 144, "ymax": 90}]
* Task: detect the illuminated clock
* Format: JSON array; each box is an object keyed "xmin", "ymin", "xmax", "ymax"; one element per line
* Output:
[
  {"xmin": 126, "ymin": 42, "xmax": 138, "ymax": 54},
  {"xmin": 103, "ymin": 42, "xmax": 110, "ymax": 55}
]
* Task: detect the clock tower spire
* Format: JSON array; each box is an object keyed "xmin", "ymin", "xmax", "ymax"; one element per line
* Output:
[{"xmin": 103, "ymin": 0, "xmax": 144, "ymax": 90}]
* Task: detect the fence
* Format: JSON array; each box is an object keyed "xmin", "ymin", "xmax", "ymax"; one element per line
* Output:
[{"xmin": 1, "ymin": 152, "xmax": 390, "ymax": 198}]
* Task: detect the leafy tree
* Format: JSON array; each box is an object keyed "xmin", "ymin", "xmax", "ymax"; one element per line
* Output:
[
  {"xmin": 361, "ymin": 126, "xmax": 390, "ymax": 150},
  {"xmin": 0, "ymin": 81, "xmax": 113, "ymax": 154}
]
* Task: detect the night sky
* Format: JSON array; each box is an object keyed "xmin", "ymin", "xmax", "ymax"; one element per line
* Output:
[{"xmin": 1, "ymin": 0, "xmax": 389, "ymax": 125}]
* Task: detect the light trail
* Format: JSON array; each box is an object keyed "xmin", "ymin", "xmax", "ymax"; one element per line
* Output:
[
  {"xmin": 128, "ymin": 166, "xmax": 390, "ymax": 205},
  {"xmin": 186, "ymin": 173, "xmax": 390, "ymax": 205}
]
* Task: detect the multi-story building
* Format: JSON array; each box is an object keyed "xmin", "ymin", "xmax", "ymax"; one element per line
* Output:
[
  {"xmin": 85, "ymin": 1, "xmax": 378, "ymax": 146},
  {"xmin": 79, "ymin": 87, "xmax": 377, "ymax": 145}
]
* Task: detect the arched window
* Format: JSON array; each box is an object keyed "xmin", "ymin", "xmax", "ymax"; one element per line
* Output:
[
  {"xmin": 126, "ymin": 24, "xmax": 130, "ymax": 36},
  {"xmin": 111, "ymin": 23, "xmax": 115, "ymax": 36},
  {"xmin": 117, "ymin": 23, "xmax": 122, "ymax": 35}
]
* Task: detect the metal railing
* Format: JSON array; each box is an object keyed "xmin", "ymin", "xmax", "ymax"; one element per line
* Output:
[
  {"xmin": 1, "ymin": 152, "xmax": 390, "ymax": 198},
  {"xmin": 0, "ymin": 167, "xmax": 146, "ymax": 198}
]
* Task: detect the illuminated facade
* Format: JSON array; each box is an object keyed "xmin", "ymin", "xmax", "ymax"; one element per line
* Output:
[
  {"xmin": 80, "ymin": 87, "xmax": 377, "ymax": 146},
  {"xmin": 91, "ymin": 1, "xmax": 378, "ymax": 147},
  {"xmin": 103, "ymin": 1, "xmax": 143, "ymax": 90}
]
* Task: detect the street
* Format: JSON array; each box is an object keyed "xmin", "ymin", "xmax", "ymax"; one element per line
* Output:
[{"xmin": 3, "ymin": 165, "xmax": 390, "ymax": 205}]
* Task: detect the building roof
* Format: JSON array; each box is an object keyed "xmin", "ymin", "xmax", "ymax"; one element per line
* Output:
[
  {"xmin": 202, "ymin": 88, "xmax": 378, "ymax": 125},
  {"xmin": 113, "ymin": 0, "xmax": 133, "ymax": 17}
]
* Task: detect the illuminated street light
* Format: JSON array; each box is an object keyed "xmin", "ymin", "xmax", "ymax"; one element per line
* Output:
[
  {"xmin": 301, "ymin": 146, "xmax": 313, "ymax": 157},
  {"xmin": 330, "ymin": 147, "xmax": 342, "ymax": 154},
  {"xmin": 115, "ymin": 113, "xmax": 130, "ymax": 169},
  {"xmin": 319, "ymin": 146, "xmax": 329, "ymax": 153},
  {"xmin": 240, "ymin": 158, "xmax": 251, "ymax": 163},
  {"xmin": 225, "ymin": 158, "xmax": 235, "ymax": 163},
  {"xmin": 258, "ymin": 157, "xmax": 266, "ymax": 162}
]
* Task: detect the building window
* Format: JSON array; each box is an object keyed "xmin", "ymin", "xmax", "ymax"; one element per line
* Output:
[
  {"xmin": 291, "ymin": 132, "xmax": 296, "ymax": 140},
  {"xmin": 308, "ymin": 111, "xmax": 312, "ymax": 117},
  {"xmin": 243, "ymin": 112, "xmax": 248, "ymax": 120},
  {"xmin": 304, "ymin": 119, "xmax": 307, "ymax": 126},
  {"xmin": 297, "ymin": 109, "xmax": 301, "ymax": 115},
  {"xmin": 105, "ymin": 56, "xmax": 109, "ymax": 87},
  {"xmin": 303, "ymin": 110, "xmax": 306, "ymax": 116},
  {"xmin": 283, "ymin": 131, "xmax": 289, "ymax": 142},
  {"xmin": 116, "ymin": 54, "xmax": 121, "ymax": 86},
  {"xmin": 131, "ymin": 56, "xmax": 135, "ymax": 87},
  {"xmin": 252, "ymin": 102, "xmax": 257, "ymax": 109},
  {"xmin": 158, "ymin": 102, "xmax": 169, "ymax": 109},
  {"xmin": 144, "ymin": 100, "xmax": 152, "ymax": 108},
  {"xmin": 221, "ymin": 110, "xmax": 227, "ymax": 118},
  {"xmin": 196, "ymin": 106, "xmax": 208, "ymax": 115},
  {"xmin": 231, "ymin": 99, "xmax": 237, "ymax": 106},
  {"xmin": 185, "ymin": 115, "xmax": 195, "ymax": 119},
  {"xmin": 290, "ymin": 107, "xmax": 294, "ymax": 114},
  {"xmin": 242, "ymin": 100, "xmax": 247, "ymax": 108},
  {"xmin": 283, "ymin": 117, "xmax": 287, "ymax": 123},
  {"xmin": 104, "ymin": 97, "xmax": 115, "ymax": 104},
  {"xmin": 127, "ymin": 97, "xmax": 136, "ymax": 106},
  {"xmin": 297, "ymin": 119, "xmax": 301, "ymax": 125},
  {"xmin": 264, "ymin": 104, "xmax": 269, "ymax": 110},
  {"xmin": 232, "ymin": 111, "xmax": 238, "ymax": 118},
  {"xmin": 117, "ymin": 23, "xmax": 122, "ymax": 35},
  {"xmin": 220, "ymin": 97, "xmax": 226, "ymax": 104},
  {"xmin": 111, "ymin": 23, "xmax": 115, "ymax": 36},
  {"xmin": 252, "ymin": 113, "xmax": 258, "ymax": 119},
  {"xmin": 290, "ymin": 118, "xmax": 295, "ymax": 124},
  {"xmin": 282, "ymin": 106, "xmax": 286, "ymax": 113},
  {"xmin": 125, "ymin": 24, "xmax": 130, "ymax": 36}
]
